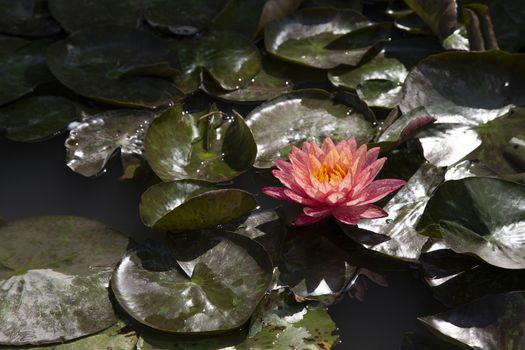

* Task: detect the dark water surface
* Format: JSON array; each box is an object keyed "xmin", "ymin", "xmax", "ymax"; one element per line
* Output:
[{"xmin": 0, "ymin": 135, "xmax": 445, "ymax": 349}]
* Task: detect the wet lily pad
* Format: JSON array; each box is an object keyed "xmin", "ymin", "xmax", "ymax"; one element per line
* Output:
[
  {"xmin": 65, "ymin": 109, "xmax": 155, "ymax": 177},
  {"xmin": 417, "ymin": 177, "xmax": 525, "ymax": 269},
  {"xmin": 256, "ymin": 0, "xmax": 303, "ymax": 36},
  {"xmin": 173, "ymin": 31, "xmax": 261, "ymax": 93},
  {"xmin": 211, "ymin": 0, "xmax": 267, "ymax": 37},
  {"xmin": 47, "ymin": 25, "xmax": 183, "ymax": 108},
  {"xmin": 111, "ymin": 231, "xmax": 273, "ymax": 334},
  {"xmin": 400, "ymin": 50, "xmax": 525, "ymax": 166},
  {"xmin": 419, "ymin": 292, "xmax": 525, "ymax": 350},
  {"xmin": 246, "ymin": 89, "xmax": 375, "ymax": 168},
  {"xmin": 144, "ymin": 0, "xmax": 228, "ymax": 35},
  {"xmin": 0, "ymin": 36, "xmax": 54, "ymax": 106},
  {"xmin": 0, "ymin": 96, "xmax": 78, "ymax": 142},
  {"xmin": 264, "ymin": 8, "xmax": 373, "ymax": 69},
  {"xmin": 376, "ymin": 107, "xmax": 435, "ymax": 150},
  {"xmin": 0, "ymin": 0, "xmax": 61, "ymax": 37},
  {"xmin": 0, "ymin": 216, "xmax": 128, "ymax": 346},
  {"xmin": 329, "ymin": 55, "xmax": 408, "ymax": 108},
  {"xmin": 48, "ymin": 0, "xmax": 143, "ymax": 32},
  {"xmin": 355, "ymin": 163, "xmax": 445, "ymax": 262},
  {"xmin": 144, "ymin": 105, "xmax": 256, "ymax": 183},
  {"xmin": 404, "ymin": 0, "xmax": 457, "ymax": 39},
  {"xmin": 140, "ymin": 180, "xmax": 257, "ymax": 231}
]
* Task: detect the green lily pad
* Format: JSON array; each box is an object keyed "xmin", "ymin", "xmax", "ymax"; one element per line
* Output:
[
  {"xmin": 0, "ymin": 216, "xmax": 128, "ymax": 346},
  {"xmin": 65, "ymin": 109, "xmax": 155, "ymax": 178},
  {"xmin": 144, "ymin": 0, "xmax": 228, "ymax": 35},
  {"xmin": 140, "ymin": 180, "xmax": 257, "ymax": 231},
  {"xmin": 264, "ymin": 8, "xmax": 373, "ymax": 69},
  {"xmin": 111, "ymin": 231, "xmax": 273, "ymax": 334},
  {"xmin": 136, "ymin": 289, "xmax": 338, "ymax": 349},
  {"xmin": 46, "ymin": 25, "xmax": 183, "ymax": 108},
  {"xmin": 404, "ymin": 0, "xmax": 457, "ymax": 39},
  {"xmin": 419, "ymin": 291, "xmax": 525, "ymax": 350},
  {"xmin": 0, "ymin": 96, "xmax": 78, "ymax": 142},
  {"xmin": 355, "ymin": 163, "xmax": 445, "ymax": 262},
  {"xmin": 48, "ymin": 0, "xmax": 143, "ymax": 33},
  {"xmin": 246, "ymin": 89, "xmax": 375, "ymax": 168},
  {"xmin": 256, "ymin": 0, "xmax": 303, "ymax": 36},
  {"xmin": 9, "ymin": 322, "xmax": 138, "ymax": 350},
  {"xmin": 211, "ymin": 0, "xmax": 267, "ymax": 37},
  {"xmin": 0, "ymin": 0, "xmax": 61, "ymax": 37},
  {"xmin": 144, "ymin": 105, "xmax": 256, "ymax": 183},
  {"xmin": 173, "ymin": 31, "xmax": 261, "ymax": 93},
  {"xmin": 417, "ymin": 177, "xmax": 525, "ymax": 269},
  {"xmin": 329, "ymin": 55, "xmax": 408, "ymax": 108},
  {"xmin": 400, "ymin": 50, "xmax": 525, "ymax": 166},
  {"xmin": 0, "ymin": 36, "xmax": 54, "ymax": 106}
]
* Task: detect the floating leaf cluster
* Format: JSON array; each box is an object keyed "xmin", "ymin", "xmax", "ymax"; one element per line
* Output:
[{"xmin": 1, "ymin": 0, "xmax": 525, "ymax": 349}]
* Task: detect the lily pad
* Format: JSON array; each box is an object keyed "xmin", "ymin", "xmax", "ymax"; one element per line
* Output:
[
  {"xmin": 144, "ymin": 0, "xmax": 228, "ymax": 35},
  {"xmin": 419, "ymin": 291, "xmax": 525, "ymax": 350},
  {"xmin": 0, "ymin": 96, "xmax": 78, "ymax": 142},
  {"xmin": 65, "ymin": 109, "xmax": 155, "ymax": 177},
  {"xmin": 144, "ymin": 105, "xmax": 256, "ymax": 183},
  {"xmin": 0, "ymin": 36, "xmax": 54, "ymax": 106},
  {"xmin": 46, "ymin": 25, "xmax": 183, "ymax": 108},
  {"xmin": 256, "ymin": 0, "xmax": 303, "ymax": 36},
  {"xmin": 0, "ymin": 0, "xmax": 61, "ymax": 37},
  {"xmin": 111, "ymin": 231, "xmax": 273, "ymax": 334},
  {"xmin": 0, "ymin": 216, "xmax": 128, "ymax": 346},
  {"xmin": 173, "ymin": 31, "xmax": 261, "ymax": 93},
  {"xmin": 139, "ymin": 180, "xmax": 257, "ymax": 231},
  {"xmin": 376, "ymin": 107, "xmax": 436, "ymax": 149},
  {"xmin": 329, "ymin": 55, "xmax": 408, "ymax": 108},
  {"xmin": 400, "ymin": 50, "xmax": 525, "ymax": 166},
  {"xmin": 355, "ymin": 163, "xmax": 445, "ymax": 262},
  {"xmin": 48, "ymin": 0, "xmax": 143, "ymax": 32},
  {"xmin": 246, "ymin": 89, "xmax": 375, "ymax": 168},
  {"xmin": 264, "ymin": 8, "xmax": 372, "ymax": 69},
  {"xmin": 401, "ymin": 332, "xmax": 464, "ymax": 350},
  {"xmin": 404, "ymin": 0, "xmax": 457, "ymax": 39},
  {"xmin": 417, "ymin": 177, "xmax": 525, "ymax": 269},
  {"xmin": 211, "ymin": 0, "xmax": 267, "ymax": 37}
]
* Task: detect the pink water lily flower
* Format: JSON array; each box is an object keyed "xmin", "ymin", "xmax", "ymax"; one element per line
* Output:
[{"xmin": 262, "ymin": 136, "xmax": 406, "ymax": 226}]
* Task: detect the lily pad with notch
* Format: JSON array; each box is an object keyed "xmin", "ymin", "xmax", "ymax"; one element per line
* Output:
[{"xmin": 0, "ymin": 216, "xmax": 129, "ymax": 346}]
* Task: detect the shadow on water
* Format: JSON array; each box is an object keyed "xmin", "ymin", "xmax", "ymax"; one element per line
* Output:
[{"xmin": 0, "ymin": 135, "xmax": 445, "ymax": 350}]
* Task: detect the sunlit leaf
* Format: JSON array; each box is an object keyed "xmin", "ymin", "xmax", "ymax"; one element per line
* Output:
[
  {"xmin": 246, "ymin": 89, "xmax": 375, "ymax": 168},
  {"xmin": 111, "ymin": 232, "xmax": 272, "ymax": 334},
  {"xmin": 140, "ymin": 180, "xmax": 257, "ymax": 231},
  {"xmin": 0, "ymin": 216, "xmax": 128, "ymax": 345}
]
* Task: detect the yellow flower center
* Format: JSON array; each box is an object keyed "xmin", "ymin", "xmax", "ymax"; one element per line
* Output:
[{"xmin": 313, "ymin": 162, "xmax": 348, "ymax": 184}]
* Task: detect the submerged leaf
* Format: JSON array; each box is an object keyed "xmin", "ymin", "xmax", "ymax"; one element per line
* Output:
[
  {"xmin": 65, "ymin": 109, "xmax": 155, "ymax": 177},
  {"xmin": 246, "ymin": 89, "xmax": 375, "ymax": 168},
  {"xmin": 111, "ymin": 232, "xmax": 272, "ymax": 334},
  {"xmin": 0, "ymin": 216, "xmax": 128, "ymax": 345},
  {"xmin": 140, "ymin": 181, "xmax": 257, "ymax": 231}
]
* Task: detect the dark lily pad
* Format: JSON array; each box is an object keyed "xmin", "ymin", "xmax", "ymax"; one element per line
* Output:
[
  {"xmin": 256, "ymin": 0, "xmax": 303, "ymax": 36},
  {"xmin": 376, "ymin": 107, "xmax": 436, "ymax": 149},
  {"xmin": 0, "ymin": 36, "xmax": 54, "ymax": 106},
  {"xmin": 401, "ymin": 332, "xmax": 464, "ymax": 350},
  {"xmin": 355, "ymin": 163, "xmax": 445, "ymax": 262},
  {"xmin": 400, "ymin": 50, "xmax": 525, "ymax": 166},
  {"xmin": 264, "ymin": 8, "xmax": 372, "ymax": 69},
  {"xmin": 111, "ymin": 231, "xmax": 273, "ymax": 334},
  {"xmin": 11, "ymin": 322, "xmax": 138, "ymax": 350},
  {"xmin": 211, "ymin": 0, "xmax": 267, "ymax": 37},
  {"xmin": 0, "ymin": 216, "xmax": 128, "ymax": 346},
  {"xmin": 246, "ymin": 89, "xmax": 376, "ymax": 168},
  {"xmin": 140, "ymin": 180, "xmax": 257, "ymax": 231},
  {"xmin": 46, "ymin": 25, "xmax": 183, "ymax": 108},
  {"xmin": 419, "ymin": 292, "xmax": 525, "ymax": 350},
  {"xmin": 144, "ymin": 0, "xmax": 228, "ymax": 35},
  {"xmin": 48, "ymin": 0, "xmax": 143, "ymax": 33},
  {"xmin": 0, "ymin": 96, "xmax": 78, "ymax": 142},
  {"xmin": 404, "ymin": 0, "xmax": 457, "ymax": 39},
  {"xmin": 417, "ymin": 177, "xmax": 525, "ymax": 269},
  {"xmin": 172, "ymin": 31, "xmax": 261, "ymax": 93},
  {"xmin": 394, "ymin": 13, "xmax": 432, "ymax": 35},
  {"xmin": 144, "ymin": 105, "xmax": 256, "ymax": 183},
  {"xmin": 329, "ymin": 55, "xmax": 408, "ymax": 108},
  {"xmin": 0, "ymin": 0, "xmax": 61, "ymax": 37},
  {"xmin": 65, "ymin": 109, "xmax": 155, "ymax": 178}
]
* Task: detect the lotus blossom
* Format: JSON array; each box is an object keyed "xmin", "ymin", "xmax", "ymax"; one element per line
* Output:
[{"xmin": 262, "ymin": 136, "xmax": 406, "ymax": 226}]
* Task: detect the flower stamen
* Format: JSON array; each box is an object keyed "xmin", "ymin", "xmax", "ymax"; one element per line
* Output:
[{"xmin": 314, "ymin": 162, "xmax": 349, "ymax": 184}]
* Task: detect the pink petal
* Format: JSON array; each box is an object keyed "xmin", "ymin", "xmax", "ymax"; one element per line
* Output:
[
  {"xmin": 364, "ymin": 147, "xmax": 380, "ymax": 167},
  {"xmin": 353, "ymin": 157, "xmax": 387, "ymax": 194},
  {"xmin": 292, "ymin": 212, "xmax": 327, "ymax": 226},
  {"xmin": 273, "ymin": 169, "xmax": 306, "ymax": 195},
  {"xmin": 303, "ymin": 207, "xmax": 333, "ymax": 217},
  {"xmin": 321, "ymin": 136, "xmax": 337, "ymax": 154},
  {"xmin": 359, "ymin": 204, "xmax": 388, "ymax": 219},
  {"xmin": 275, "ymin": 160, "xmax": 293, "ymax": 172},
  {"xmin": 283, "ymin": 189, "xmax": 320, "ymax": 206},
  {"xmin": 261, "ymin": 187, "xmax": 298, "ymax": 204},
  {"xmin": 333, "ymin": 204, "xmax": 387, "ymax": 225},
  {"xmin": 358, "ymin": 179, "xmax": 406, "ymax": 205}
]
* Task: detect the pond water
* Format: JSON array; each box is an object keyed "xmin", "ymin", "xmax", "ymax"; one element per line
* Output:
[{"xmin": 0, "ymin": 135, "xmax": 446, "ymax": 349}]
